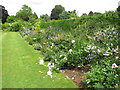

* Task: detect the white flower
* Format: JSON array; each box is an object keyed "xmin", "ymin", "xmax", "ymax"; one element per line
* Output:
[
  {"xmin": 115, "ymin": 56, "xmax": 119, "ymax": 59},
  {"xmin": 55, "ymin": 59, "xmax": 57, "ymax": 62},
  {"xmin": 97, "ymin": 49, "xmax": 101, "ymax": 53},
  {"xmin": 111, "ymin": 43, "xmax": 113, "ymax": 47},
  {"xmin": 51, "ymin": 63, "xmax": 55, "ymax": 68},
  {"xmin": 39, "ymin": 59, "xmax": 44, "ymax": 65},
  {"xmin": 64, "ymin": 57, "xmax": 67, "ymax": 60},
  {"xmin": 84, "ymin": 49, "xmax": 89, "ymax": 52},
  {"xmin": 116, "ymin": 46, "xmax": 118, "ymax": 51},
  {"xmin": 112, "ymin": 63, "xmax": 118, "ymax": 68},
  {"xmin": 43, "ymin": 42, "xmax": 46, "ymax": 45},
  {"xmin": 51, "ymin": 43, "xmax": 54, "ymax": 46},
  {"xmin": 87, "ymin": 81, "xmax": 90, "ymax": 84},
  {"xmin": 59, "ymin": 55, "xmax": 62, "ymax": 58},
  {"xmin": 112, "ymin": 27, "xmax": 114, "ymax": 30},
  {"xmin": 47, "ymin": 62, "xmax": 51, "ymax": 67},
  {"xmin": 69, "ymin": 49, "xmax": 72, "ymax": 53},
  {"xmin": 86, "ymin": 45, "xmax": 92, "ymax": 50},
  {"xmin": 92, "ymin": 46, "xmax": 96, "ymax": 49},
  {"xmin": 72, "ymin": 77, "xmax": 75, "ymax": 80},
  {"xmin": 47, "ymin": 70, "xmax": 52, "ymax": 78},
  {"xmin": 71, "ymin": 40, "xmax": 75, "ymax": 43},
  {"xmin": 103, "ymin": 53, "xmax": 109, "ymax": 56}
]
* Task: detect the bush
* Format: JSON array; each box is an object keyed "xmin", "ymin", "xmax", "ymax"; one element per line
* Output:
[
  {"xmin": 19, "ymin": 12, "xmax": 119, "ymax": 70},
  {"xmin": 83, "ymin": 59, "xmax": 120, "ymax": 88}
]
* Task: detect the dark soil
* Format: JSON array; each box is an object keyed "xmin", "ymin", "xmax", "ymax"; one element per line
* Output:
[{"xmin": 60, "ymin": 66, "xmax": 90, "ymax": 88}]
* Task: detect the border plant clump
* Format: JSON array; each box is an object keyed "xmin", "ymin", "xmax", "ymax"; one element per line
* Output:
[{"xmin": 2, "ymin": 10, "xmax": 119, "ymax": 88}]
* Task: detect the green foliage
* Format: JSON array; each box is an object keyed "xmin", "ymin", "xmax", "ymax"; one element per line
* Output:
[
  {"xmin": 94, "ymin": 12, "xmax": 102, "ymax": 15},
  {"xmin": 6, "ymin": 16, "xmax": 19, "ymax": 23},
  {"xmin": 2, "ymin": 20, "xmax": 32, "ymax": 32},
  {"xmin": 16, "ymin": 4, "xmax": 32, "ymax": 21},
  {"xmin": 16, "ymin": 4, "xmax": 38, "ymax": 22},
  {"xmin": 68, "ymin": 10, "xmax": 77, "ymax": 15},
  {"xmin": 40, "ymin": 19, "xmax": 80, "ymax": 31},
  {"xmin": 28, "ymin": 12, "xmax": 38, "ymax": 24},
  {"xmin": 0, "ymin": 21, "xmax": 2, "ymax": 31},
  {"xmin": 3, "ymin": 9, "xmax": 119, "ymax": 88},
  {"xmin": 20, "ymin": 12, "xmax": 119, "ymax": 70},
  {"xmin": 117, "ymin": 6, "xmax": 120, "ymax": 17},
  {"xmin": 83, "ymin": 60, "xmax": 120, "ymax": 88},
  {"xmin": 2, "ymin": 21, "xmax": 22, "ymax": 32},
  {"xmin": 41, "ymin": 11, "xmax": 118, "ymax": 31},
  {"xmin": 50, "ymin": 5, "xmax": 65, "ymax": 20},
  {"xmin": 59, "ymin": 11, "xmax": 71, "ymax": 19},
  {"xmin": 81, "ymin": 13, "xmax": 87, "ymax": 16},
  {"xmin": 40, "ymin": 14, "xmax": 50, "ymax": 22}
]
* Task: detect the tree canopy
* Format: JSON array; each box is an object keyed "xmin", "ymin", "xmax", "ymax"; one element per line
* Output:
[
  {"xmin": 117, "ymin": 6, "xmax": 120, "ymax": 17},
  {"xmin": 0, "ymin": 5, "xmax": 9, "ymax": 23},
  {"xmin": 40, "ymin": 14, "xmax": 50, "ymax": 22},
  {"xmin": 59, "ymin": 11, "xmax": 71, "ymax": 19},
  {"xmin": 16, "ymin": 4, "xmax": 38, "ymax": 21},
  {"xmin": 50, "ymin": 5, "xmax": 65, "ymax": 20}
]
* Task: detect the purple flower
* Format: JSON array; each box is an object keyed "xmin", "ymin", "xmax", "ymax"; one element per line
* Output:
[
  {"xmin": 25, "ymin": 31, "xmax": 31, "ymax": 34},
  {"xmin": 88, "ymin": 54, "xmax": 96, "ymax": 57},
  {"xmin": 85, "ymin": 54, "xmax": 96, "ymax": 60}
]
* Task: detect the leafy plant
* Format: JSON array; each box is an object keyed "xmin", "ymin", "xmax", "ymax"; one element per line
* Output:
[{"xmin": 83, "ymin": 60, "xmax": 120, "ymax": 88}]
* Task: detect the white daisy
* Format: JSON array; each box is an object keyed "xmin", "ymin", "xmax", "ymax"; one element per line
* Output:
[
  {"xmin": 69, "ymin": 49, "xmax": 72, "ymax": 53},
  {"xmin": 112, "ymin": 63, "xmax": 118, "ymax": 68},
  {"xmin": 71, "ymin": 40, "xmax": 75, "ymax": 43},
  {"xmin": 47, "ymin": 70, "xmax": 52, "ymax": 78},
  {"xmin": 39, "ymin": 59, "xmax": 44, "ymax": 65}
]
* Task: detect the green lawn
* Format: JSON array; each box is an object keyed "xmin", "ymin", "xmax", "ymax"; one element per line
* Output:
[
  {"xmin": 0, "ymin": 32, "xmax": 2, "ymax": 89},
  {"xmin": 2, "ymin": 32, "xmax": 78, "ymax": 88}
]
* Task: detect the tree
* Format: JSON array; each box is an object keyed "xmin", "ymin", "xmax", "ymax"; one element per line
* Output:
[
  {"xmin": 40, "ymin": 14, "xmax": 50, "ymax": 21},
  {"xmin": 50, "ymin": 5, "xmax": 65, "ymax": 20},
  {"xmin": 117, "ymin": 6, "xmax": 120, "ymax": 17},
  {"xmin": 59, "ymin": 11, "xmax": 71, "ymax": 19},
  {"xmin": 32, "ymin": 12, "xmax": 38, "ymax": 19},
  {"xmin": 16, "ymin": 4, "xmax": 33, "ymax": 21},
  {"xmin": 28, "ymin": 12, "xmax": 38, "ymax": 24},
  {"xmin": 68, "ymin": 10, "xmax": 77, "ymax": 15},
  {"xmin": 94, "ymin": 12, "xmax": 101, "ymax": 15},
  {"xmin": 0, "ymin": 5, "xmax": 9, "ymax": 23},
  {"xmin": 81, "ymin": 13, "xmax": 87, "ymax": 16},
  {"xmin": 6, "ymin": 16, "xmax": 19, "ymax": 23},
  {"xmin": 88, "ymin": 11, "xmax": 94, "ymax": 16}
]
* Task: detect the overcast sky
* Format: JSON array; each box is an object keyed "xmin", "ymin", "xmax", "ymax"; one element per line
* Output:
[{"xmin": 0, "ymin": 0, "xmax": 119, "ymax": 17}]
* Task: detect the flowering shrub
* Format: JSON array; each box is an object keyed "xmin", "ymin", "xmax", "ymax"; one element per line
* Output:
[
  {"xmin": 19, "ymin": 11, "xmax": 119, "ymax": 69},
  {"xmin": 83, "ymin": 60, "xmax": 120, "ymax": 88},
  {"xmin": 18, "ymin": 12, "xmax": 119, "ymax": 88}
]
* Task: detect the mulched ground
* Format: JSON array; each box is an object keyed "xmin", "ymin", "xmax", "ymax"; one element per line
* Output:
[{"xmin": 60, "ymin": 66, "xmax": 90, "ymax": 88}]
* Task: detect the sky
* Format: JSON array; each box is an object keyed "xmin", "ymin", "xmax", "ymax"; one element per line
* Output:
[{"xmin": 0, "ymin": 0, "xmax": 120, "ymax": 17}]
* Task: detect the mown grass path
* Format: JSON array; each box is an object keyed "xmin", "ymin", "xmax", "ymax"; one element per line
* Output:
[
  {"xmin": 2, "ymin": 32, "xmax": 77, "ymax": 88},
  {"xmin": 0, "ymin": 32, "xmax": 2, "ymax": 89}
]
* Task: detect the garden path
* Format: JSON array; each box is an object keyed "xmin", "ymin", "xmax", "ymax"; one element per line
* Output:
[{"xmin": 2, "ymin": 32, "xmax": 77, "ymax": 88}]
